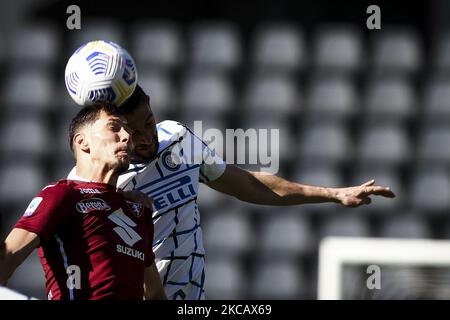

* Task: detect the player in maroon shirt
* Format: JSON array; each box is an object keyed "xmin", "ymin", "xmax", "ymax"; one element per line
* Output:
[{"xmin": 0, "ymin": 101, "xmax": 166, "ymax": 300}]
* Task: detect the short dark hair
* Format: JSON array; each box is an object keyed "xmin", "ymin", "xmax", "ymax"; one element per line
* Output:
[
  {"xmin": 119, "ymin": 84, "xmax": 149, "ymax": 115},
  {"xmin": 68, "ymin": 101, "xmax": 123, "ymax": 153}
]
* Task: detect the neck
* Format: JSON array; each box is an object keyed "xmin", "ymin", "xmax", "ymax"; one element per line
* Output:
[{"xmin": 75, "ymin": 161, "xmax": 119, "ymax": 186}]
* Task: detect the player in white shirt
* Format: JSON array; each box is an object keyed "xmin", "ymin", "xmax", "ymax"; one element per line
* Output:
[
  {"xmin": 69, "ymin": 85, "xmax": 395, "ymax": 300},
  {"xmin": 118, "ymin": 119, "xmax": 224, "ymax": 300}
]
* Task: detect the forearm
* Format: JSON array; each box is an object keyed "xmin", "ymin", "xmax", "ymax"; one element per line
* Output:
[
  {"xmin": 208, "ymin": 165, "xmax": 340, "ymax": 205},
  {"xmin": 242, "ymin": 171, "xmax": 340, "ymax": 206},
  {"xmin": 144, "ymin": 263, "xmax": 167, "ymax": 300},
  {"xmin": 0, "ymin": 229, "xmax": 39, "ymax": 286},
  {"xmin": 0, "ymin": 241, "xmax": 7, "ymax": 285},
  {"xmin": 0, "ymin": 241, "xmax": 16, "ymax": 285}
]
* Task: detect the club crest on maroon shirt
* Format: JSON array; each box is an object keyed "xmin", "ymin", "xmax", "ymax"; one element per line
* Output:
[
  {"xmin": 126, "ymin": 201, "xmax": 143, "ymax": 217},
  {"xmin": 76, "ymin": 198, "xmax": 111, "ymax": 214}
]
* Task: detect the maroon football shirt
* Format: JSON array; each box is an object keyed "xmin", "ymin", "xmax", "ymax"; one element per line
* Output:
[{"xmin": 14, "ymin": 179, "xmax": 155, "ymax": 300}]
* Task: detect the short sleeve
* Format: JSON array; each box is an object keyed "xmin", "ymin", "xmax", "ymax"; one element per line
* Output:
[
  {"xmin": 14, "ymin": 183, "xmax": 74, "ymax": 242},
  {"xmin": 199, "ymin": 142, "xmax": 226, "ymax": 183},
  {"xmin": 181, "ymin": 126, "xmax": 226, "ymax": 183}
]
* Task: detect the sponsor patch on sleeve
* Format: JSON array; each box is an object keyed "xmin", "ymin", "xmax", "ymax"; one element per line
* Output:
[{"xmin": 24, "ymin": 197, "xmax": 43, "ymax": 217}]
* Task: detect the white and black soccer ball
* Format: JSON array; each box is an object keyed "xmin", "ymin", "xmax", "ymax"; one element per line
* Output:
[{"xmin": 65, "ymin": 40, "xmax": 138, "ymax": 107}]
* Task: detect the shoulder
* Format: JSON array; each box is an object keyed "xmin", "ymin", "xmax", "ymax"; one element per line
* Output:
[
  {"xmin": 37, "ymin": 179, "xmax": 75, "ymax": 198},
  {"xmin": 156, "ymin": 120, "xmax": 194, "ymax": 153},
  {"xmin": 22, "ymin": 180, "xmax": 75, "ymax": 216},
  {"xmin": 157, "ymin": 120, "xmax": 189, "ymax": 139}
]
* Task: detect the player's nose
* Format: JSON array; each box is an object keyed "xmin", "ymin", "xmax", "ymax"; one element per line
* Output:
[{"xmin": 119, "ymin": 126, "xmax": 130, "ymax": 143}]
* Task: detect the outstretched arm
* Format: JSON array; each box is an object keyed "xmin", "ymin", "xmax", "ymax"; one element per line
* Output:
[
  {"xmin": 207, "ymin": 164, "xmax": 395, "ymax": 207},
  {"xmin": 0, "ymin": 228, "xmax": 40, "ymax": 285}
]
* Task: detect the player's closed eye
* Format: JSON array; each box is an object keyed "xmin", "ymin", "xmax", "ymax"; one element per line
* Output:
[
  {"xmin": 107, "ymin": 122, "xmax": 123, "ymax": 133},
  {"xmin": 108, "ymin": 124, "xmax": 119, "ymax": 132}
]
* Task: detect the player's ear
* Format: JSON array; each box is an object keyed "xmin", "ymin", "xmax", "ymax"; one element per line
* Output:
[{"xmin": 73, "ymin": 132, "xmax": 89, "ymax": 153}]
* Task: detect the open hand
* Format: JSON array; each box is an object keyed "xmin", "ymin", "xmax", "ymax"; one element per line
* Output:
[{"xmin": 335, "ymin": 179, "xmax": 395, "ymax": 207}]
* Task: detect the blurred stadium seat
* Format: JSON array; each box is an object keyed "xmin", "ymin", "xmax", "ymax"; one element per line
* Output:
[
  {"xmin": 417, "ymin": 125, "xmax": 450, "ymax": 165},
  {"xmin": 259, "ymin": 213, "xmax": 315, "ymax": 257},
  {"xmin": 250, "ymin": 259, "xmax": 304, "ymax": 299},
  {"xmin": 299, "ymin": 121, "xmax": 352, "ymax": 165},
  {"xmin": 0, "ymin": 162, "xmax": 46, "ymax": 207},
  {"xmin": 204, "ymin": 257, "xmax": 245, "ymax": 299},
  {"xmin": 10, "ymin": 22, "xmax": 60, "ymax": 68},
  {"xmin": 431, "ymin": 30, "xmax": 450, "ymax": 74},
  {"xmin": 138, "ymin": 70, "xmax": 176, "ymax": 119},
  {"xmin": 423, "ymin": 76, "xmax": 450, "ymax": 122},
  {"xmin": 371, "ymin": 27, "xmax": 423, "ymax": 75},
  {"xmin": 251, "ymin": 24, "xmax": 307, "ymax": 72},
  {"xmin": 0, "ymin": 116, "xmax": 50, "ymax": 160},
  {"xmin": 2, "ymin": 69, "xmax": 55, "ymax": 113},
  {"xmin": 131, "ymin": 21, "xmax": 183, "ymax": 70},
  {"xmin": 356, "ymin": 123, "xmax": 411, "ymax": 167},
  {"xmin": 203, "ymin": 207, "xmax": 253, "ymax": 255},
  {"xmin": 243, "ymin": 73, "xmax": 300, "ymax": 120},
  {"xmin": 364, "ymin": 76, "xmax": 415, "ymax": 123},
  {"xmin": 313, "ymin": 24, "xmax": 363, "ymax": 73},
  {"xmin": 306, "ymin": 75, "xmax": 357, "ymax": 122},
  {"xmin": 410, "ymin": 167, "xmax": 450, "ymax": 213},
  {"xmin": 189, "ymin": 22, "xmax": 241, "ymax": 71},
  {"xmin": 179, "ymin": 71, "xmax": 234, "ymax": 118}
]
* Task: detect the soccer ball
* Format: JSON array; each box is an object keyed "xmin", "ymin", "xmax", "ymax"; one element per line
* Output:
[{"xmin": 65, "ymin": 40, "xmax": 138, "ymax": 107}]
